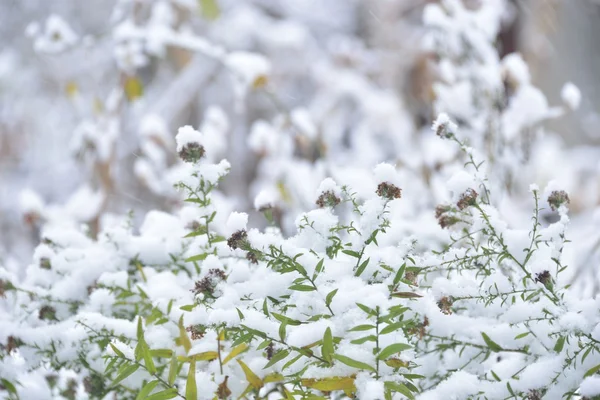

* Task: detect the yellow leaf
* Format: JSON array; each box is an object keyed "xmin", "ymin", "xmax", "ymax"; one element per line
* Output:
[
  {"xmin": 218, "ymin": 330, "xmax": 226, "ymax": 341},
  {"xmin": 124, "ymin": 76, "xmax": 143, "ymax": 101},
  {"xmin": 179, "ymin": 351, "xmax": 218, "ymax": 362},
  {"xmin": 65, "ymin": 81, "xmax": 78, "ymax": 98},
  {"xmin": 237, "ymin": 360, "xmax": 263, "ymax": 390},
  {"xmin": 252, "ymin": 75, "xmax": 268, "ymax": 89},
  {"xmin": 277, "ymin": 181, "xmax": 292, "ymax": 204},
  {"xmin": 301, "ymin": 376, "xmax": 356, "ymax": 393},
  {"xmin": 263, "ymin": 373, "xmax": 284, "ymax": 383},
  {"xmin": 222, "ymin": 343, "xmax": 248, "ymax": 365},
  {"xmin": 178, "ymin": 316, "xmax": 192, "ymax": 354},
  {"xmin": 384, "ymin": 358, "xmax": 409, "ymax": 368},
  {"xmin": 186, "ymin": 360, "xmax": 197, "ymax": 399}
]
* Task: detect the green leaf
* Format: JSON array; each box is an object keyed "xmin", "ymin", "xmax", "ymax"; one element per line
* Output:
[
  {"xmin": 186, "ymin": 360, "xmax": 197, "ymax": 400},
  {"xmin": 380, "ymin": 321, "xmax": 407, "ymax": 335},
  {"xmin": 377, "ymin": 343, "xmax": 412, "ymax": 360},
  {"xmin": 342, "ymin": 250, "xmax": 361, "ymax": 258},
  {"xmin": 355, "ymin": 257, "xmax": 370, "ymax": 277},
  {"xmin": 145, "ymin": 388, "xmax": 179, "ymax": 400},
  {"xmin": 288, "ymin": 284, "xmax": 316, "ymax": 292},
  {"xmin": 384, "ymin": 381, "xmax": 415, "ymax": 400},
  {"xmin": 322, "ymin": 327, "xmax": 334, "ymax": 364},
  {"xmin": 272, "ymin": 313, "xmax": 301, "ymax": 326},
  {"xmin": 584, "ymin": 363, "xmax": 600, "ymax": 378},
  {"xmin": 481, "ymin": 332, "xmax": 503, "ymax": 352},
  {"xmin": 514, "ymin": 332, "xmax": 530, "ymax": 340},
  {"xmin": 325, "ymin": 289, "xmax": 338, "ymax": 307},
  {"xmin": 348, "ymin": 324, "xmax": 376, "ymax": 332},
  {"xmin": 112, "ymin": 364, "xmax": 139, "ymax": 387},
  {"xmin": 168, "ymin": 355, "xmax": 178, "ymax": 386},
  {"xmin": 393, "ymin": 263, "xmax": 407, "ymax": 285},
  {"xmin": 332, "ymin": 354, "xmax": 376, "ymax": 373},
  {"xmin": 136, "ymin": 380, "xmax": 159, "ymax": 400},
  {"xmin": 356, "ymin": 303, "xmax": 376, "ymax": 316},
  {"xmin": 143, "ymin": 343, "xmax": 157, "ymax": 375},
  {"xmin": 0, "ymin": 379, "xmax": 17, "ymax": 394},
  {"xmin": 179, "ymin": 304, "xmax": 196, "ymax": 312},
  {"xmin": 137, "ymin": 317, "xmax": 144, "ymax": 341},
  {"xmin": 264, "ymin": 349, "xmax": 290, "ymax": 369},
  {"xmin": 351, "ymin": 335, "xmax": 377, "ymax": 345},
  {"xmin": 109, "ymin": 343, "xmax": 125, "ymax": 358},
  {"xmin": 489, "ymin": 370, "xmax": 501, "ymax": 382},
  {"xmin": 390, "ymin": 292, "xmax": 422, "ymax": 298},
  {"xmin": 178, "ymin": 316, "xmax": 192, "ymax": 353},
  {"xmin": 185, "ymin": 253, "xmax": 208, "ymax": 262},
  {"xmin": 553, "ymin": 336, "xmax": 566, "ymax": 353}
]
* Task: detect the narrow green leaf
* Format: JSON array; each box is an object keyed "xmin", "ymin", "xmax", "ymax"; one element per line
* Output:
[
  {"xmin": 109, "ymin": 343, "xmax": 125, "ymax": 358},
  {"xmin": 355, "ymin": 257, "xmax": 370, "ymax": 277},
  {"xmin": 288, "ymin": 284, "xmax": 316, "ymax": 292},
  {"xmin": 322, "ymin": 327, "xmax": 334, "ymax": 364},
  {"xmin": 333, "ymin": 354, "xmax": 376, "ymax": 373},
  {"xmin": 584, "ymin": 363, "xmax": 600, "ymax": 378},
  {"xmin": 264, "ymin": 349, "xmax": 290, "ymax": 369},
  {"xmin": 135, "ymin": 380, "xmax": 159, "ymax": 400},
  {"xmin": 380, "ymin": 321, "xmax": 407, "ymax": 335},
  {"xmin": 514, "ymin": 332, "xmax": 530, "ymax": 340},
  {"xmin": 342, "ymin": 250, "xmax": 361, "ymax": 258},
  {"xmin": 168, "ymin": 355, "xmax": 178, "ymax": 386},
  {"xmin": 145, "ymin": 388, "xmax": 179, "ymax": 400},
  {"xmin": 185, "ymin": 253, "xmax": 208, "ymax": 262},
  {"xmin": 112, "ymin": 364, "xmax": 139, "ymax": 387},
  {"xmin": 348, "ymin": 324, "xmax": 376, "ymax": 332},
  {"xmin": 481, "ymin": 332, "xmax": 503, "ymax": 352},
  {"xmin": 377, "ymin": 343, "xmax": 412, "ymax": 360},
  {"xmin": 384, "ymin": 381, "xmax": 415, "ymax": 400},
  {"xmin": 325, "ymin": 289, "xmax": 338, "ymax": 307},
  {"xmin": 553, "ymin": 336, "xmax": 566, "ymax": 353}
]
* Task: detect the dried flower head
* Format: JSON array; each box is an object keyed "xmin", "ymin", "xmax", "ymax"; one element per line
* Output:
[
  {"xmin": 246, "ymin": 251, "xmax": 259, "ymax": 264},
  {"xmin": 316, "ymin": 191, "xmax": 341, "ymax": 208},
  {"xmin": 548, "ymin": 190, "xmax": 570, "ymax": 211},
  {"xmin": 0, "ymin": 279, "xmax": 15, "ymax": 298},
  {"xmin": 39, "ymin": 305, "xmax": 57, "ymax": 321},
  {"xmin": 526, "ymin": 390, "xmax": 541, "ymax": 400},
  {"xmin": 40, "ymin": 257, "xmax": 51, "ymax": 270},
  {"xmin": 437, "ymin": 296, "xmax": 453, "ymax": 315},
  {"xmin": 191, "ymin": 269, "xmax": 227, "ymax": 298},
  {"xmin": 178, "ymin": 142, "xmax": 205, "ymax": 163},
  {"xmin": 227, "ymin": 230, "xmax": 249, "ymax": 250},
  {"xmin": 217, "ymin": 376, "xmax": 232, "ymax": 399},
  {"xmin": 535, "ymin": 270, "xmax": 553, "ymax": 290},
  {"xmin": 4, "ymin": 336, "xmax": 23, "ymax": 353},
  {"xmin": 186, "ymin": 324, "xmax": 206, "ymax": 340},
  {"xmin": 456, "ymin": 188, "xmax": 478, "ymax": 210},
  {"xmin": 266, "ymin": 342, "xmax": 275, "ymax": 360},
  {"xmin": 438, "ymin": 215, "xmax": 461, "ymax": 229},
  {"xmin": 432, "ymin": 113, "xmax": 457, "ymax": 139},
  {"xmin": 186, "ymin": 220, "xmax": 202, "ymax": 231},
  {"xmin": 435, "ymin": 204, "xmax": 452, "ymax": 219},
  {"xmin": 376, "ymin": 182, "xmax": 402, "ymax": 200}
]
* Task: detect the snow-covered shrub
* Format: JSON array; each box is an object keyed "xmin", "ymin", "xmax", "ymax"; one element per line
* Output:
[
  {"xmin": 4, "ymin": 1, "xmax": 600, "ymax": 400},
  {"xmin": 3, "ymin": 113, "xmax": 600, "ymax": 399}
]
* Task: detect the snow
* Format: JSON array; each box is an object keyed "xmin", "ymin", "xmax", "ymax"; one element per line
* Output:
[
  {"xmin": 561, "ymin": 82, "xmax": 581, "ymax": 110},
  {"xmin": 175, "ymin": 125, "xmax": 203, "ymax": 152},
  {"xmin": 226, "ymin": 212, "xmax": 248, "ymax": 232}
]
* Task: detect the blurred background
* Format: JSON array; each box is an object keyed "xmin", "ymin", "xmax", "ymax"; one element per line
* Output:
[{"xmin": 1, "ymin": 0, "xmax": 600, "ymax": 276}]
